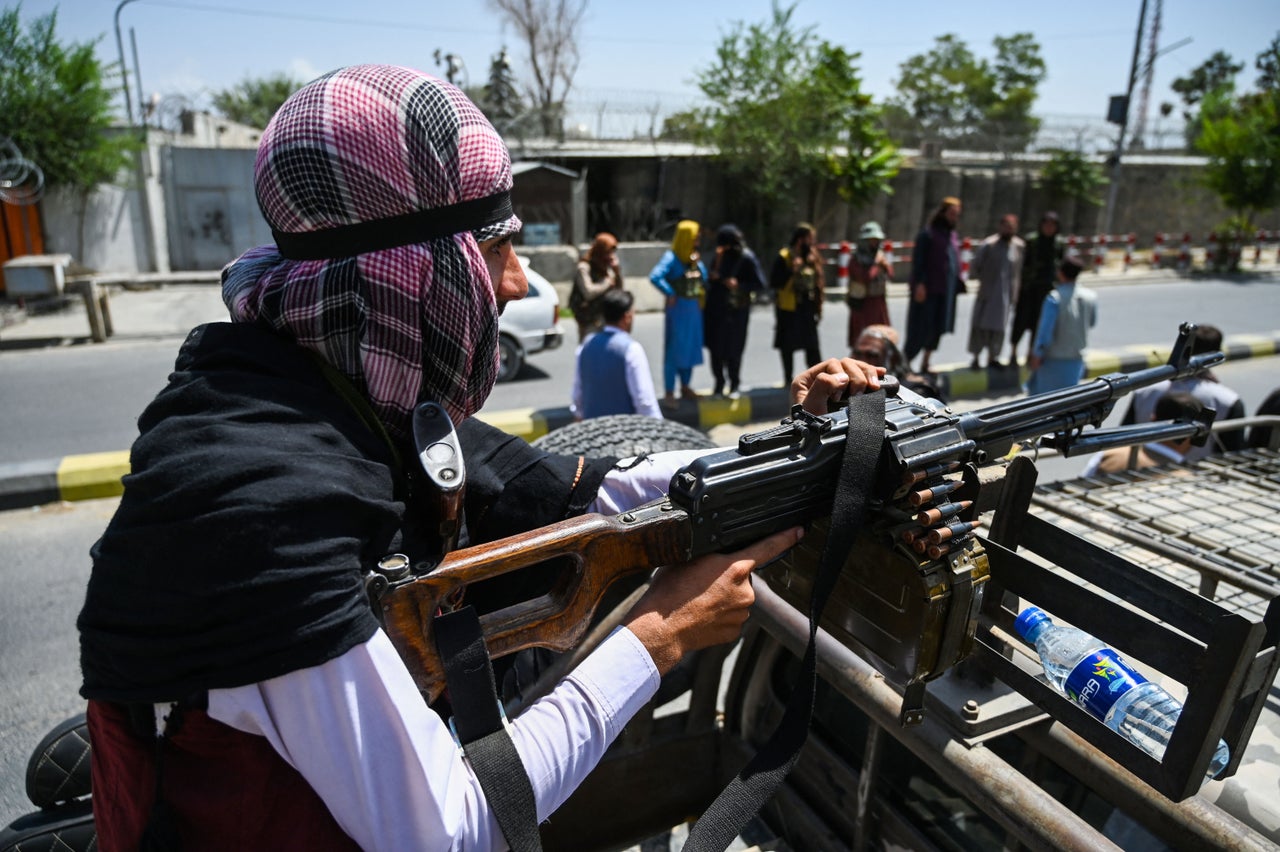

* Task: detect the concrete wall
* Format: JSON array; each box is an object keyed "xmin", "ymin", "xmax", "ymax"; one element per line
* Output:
[
  {"xmin": 41, "ymin": 184, "xmax": 149, "ymax": 274},
  {"xmin": 164, "ymin": 147, "xmax": 268, "ymax": 270},
  {"xmin": 788, "ymin": 157, "xmax": 1274, "ymax": 249}
]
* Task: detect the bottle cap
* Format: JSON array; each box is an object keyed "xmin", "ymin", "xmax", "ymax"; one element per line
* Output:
[{"xmin": 1014, "ymin": 606, "xmax": 1050, "ymax": 640}]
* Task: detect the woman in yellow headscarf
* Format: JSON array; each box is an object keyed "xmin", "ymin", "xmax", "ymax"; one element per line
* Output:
[{"xmin": 648, "ymin": 219, "xmax": 707, "ymax": 405}]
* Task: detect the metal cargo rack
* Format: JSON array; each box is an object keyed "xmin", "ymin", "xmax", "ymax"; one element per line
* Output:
[
  {"xmin": 1031, "ymin": 447, "xmax": 1280, "ymax": 612},
  {"xmin": 974, "ymin": 452, "xmax": 1280, "ymax": 803},
  {"xmin": 543, "ymin": 446, "xmax": 1280, "ymax": 851}
]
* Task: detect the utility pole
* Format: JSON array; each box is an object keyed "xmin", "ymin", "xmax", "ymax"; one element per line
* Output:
[
  {"xmin": 114, "ymin": 0, "xmax": 141, "ymax": 125},
  {"xmin": 1129, "ymin": 0, "xmax": 1163, "ymax": 150},
  {"xmin": 113, "ymin": 0, "xmax": 166, "ymax": 273},
  {"xmin": 1102, "ymin": 0, "xmax": 1149, "ymax": 237},
  {"xmin": 433, "ymin": 50, "xmax": 467, "ymax": 88}
]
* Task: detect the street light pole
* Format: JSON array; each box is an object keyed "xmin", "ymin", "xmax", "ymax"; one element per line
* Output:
[
  {"xmin": 114, "ymin": 0, "xmax": 141, "ymax": 125},
  {"xmin": 1102, "ymin": 0, "xmax": 1149, "ymax": 238}
]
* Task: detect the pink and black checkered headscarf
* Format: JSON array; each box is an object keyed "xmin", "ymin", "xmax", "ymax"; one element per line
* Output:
[{"xmin": 222, "ymin": 64, "xmax": 521, "ymax": 442}]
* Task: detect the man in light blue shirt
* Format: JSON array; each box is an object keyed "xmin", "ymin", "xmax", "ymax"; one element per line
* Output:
[
  {"xmin": 1026, "ymin": 255, "xmax": 1098, "ymax": 396},
  {"xmin": 572, "ymin": 288, "xmax": 663, "ymax": 419}
]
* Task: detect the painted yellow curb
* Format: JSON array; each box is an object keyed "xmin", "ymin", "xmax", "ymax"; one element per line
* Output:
[
  {"xmin": 57, "ymin": 451, "xmax": 131, "ymax": 501},
  {"xmin": 476, "ymin": 408, "xmax": 545, "ymax": 443},
  {"xmin": 698, "ymin": 395, "xmax": 753, "ymax": 427},
  {"xmin": 1228, "ymin": 335, "xmax": 1280, "ymax": 357},
  {"xmin": 1084, "ymin": 353, "xmax": 1123, "ymax": 378},
  {"xmin": 1117, "ymin": 346, "xmax": 1167, "ymax": 368},
  {"xmin": 946, "ymin": 370, "xmax": 988, "ymax": 399}
]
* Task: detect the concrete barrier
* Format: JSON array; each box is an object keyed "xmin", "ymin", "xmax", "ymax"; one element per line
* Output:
[{"xmin": 520, "ymin": 245, "xmax": 579, "ymax": 283}]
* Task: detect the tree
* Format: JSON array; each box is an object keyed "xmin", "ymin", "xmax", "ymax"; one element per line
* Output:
[
  {"xmin": 211, "ymin": 73, "xmax": 303, "ymax": 130},
  {"xmin": 480, "ymin": 47, "xmax": 524, "ymax": 131},
  {"xmin": 0, "ymin": 7, "xmax": 135, "ymax": 194},
  {"xmin": 1171, "ymin": 51, "xmax": 1243, "ymax": 116},
  {"xmin": 986, "ymin": 34, "xmax": 1046, "ymax": 151},
  {"xmin": 1170, "ymin": 50, "xmax": 1243, "ymax": 147},
  {"xmin": 487, "ymin": 0, "xmax": 588, "ymax": 138},
  {"xmin": 888, "ymin": 33, "xmax": 1046, "ymax": 152},
  {"xmin": 1195, "ymin": 87, "xmax": 1280, "ymax": 232},
  {"xmin": 1256, "ymin": 32, "xmax": 1280, "ymax": 92},
  {"xmin": 694, "ymin": 3, "xmax": 899, "ymax": 235},
  {"xmin": 659, "ymin": 108, "xmax": 710, "ymax": 143},
  {"xmin": 1036, "ymin": 149, "xmax": 1106, "ymax": 208}
]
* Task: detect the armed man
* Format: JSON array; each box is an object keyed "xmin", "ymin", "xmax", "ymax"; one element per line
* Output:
[{"xmin": 75, "ymin": 64, "xmax": 883, "ymax": 851}]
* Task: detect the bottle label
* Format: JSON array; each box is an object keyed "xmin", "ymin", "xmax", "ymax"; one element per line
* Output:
[{"xmin": 1063, "ymin": 649, "xmax": 1148, "ymax": 719}]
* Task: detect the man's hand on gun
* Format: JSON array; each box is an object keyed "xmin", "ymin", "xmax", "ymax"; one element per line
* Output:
[
  {"xmin": 791, "ymin": 357, "xmax": 885, "ymax": 416},
  {"xmin": 624, "ymin": 527, "xmax": 804, "ymax": 675}
]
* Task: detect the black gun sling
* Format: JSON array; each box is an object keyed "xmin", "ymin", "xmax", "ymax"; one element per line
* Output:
[
  {"xmin": 685, "ymin": 389, "xmax": 886, "ymax": 851},
  {"xmin": 434, "ymin": 606, "xmax": 542, "ymax": 852}
]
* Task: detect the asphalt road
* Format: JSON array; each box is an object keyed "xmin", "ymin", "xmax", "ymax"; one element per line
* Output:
[
  {"xmin": 0, "ymin": 498, "xmax": 118, "ymax": 824},
  {"xmin": 1, "ymin": 275, "xmax": 1278, "ymax": 464}
]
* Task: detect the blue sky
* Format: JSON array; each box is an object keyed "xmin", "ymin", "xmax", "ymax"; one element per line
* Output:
[{"xmin": 19, "ymin": 0, "xmax": 1280, "ymax": 135}]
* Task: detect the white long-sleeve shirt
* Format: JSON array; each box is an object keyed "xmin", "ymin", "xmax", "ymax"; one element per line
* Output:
[
  {"xmin": 202, "ymin": 447, "xmax": 718, "ymax": 851},
  {"xmin": 209, "ymin": 626, "xmax": 656, "ymax": 851}
]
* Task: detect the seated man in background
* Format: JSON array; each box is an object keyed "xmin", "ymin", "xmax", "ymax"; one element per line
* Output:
[
  {"xmin": 852, "ymin": 324, "xmax": 945, "ymax": 403},
  {"xmin": 571, "ymin": 288, "xmax": 662, "ymax": 420},
  {"xmin": 1121, "ymin": 324, "xmax": 1246, "ymax": 461},
  {"xmin": 1083, "ymin": 391, "xmax": 1205, "ymax": 477}
]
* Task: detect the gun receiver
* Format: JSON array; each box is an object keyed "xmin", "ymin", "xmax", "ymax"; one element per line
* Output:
[
  {"xmin": 669, "ymin": 322, "xmax": 1222, "ymax": 556},
  {"xmin": 379, "ymin": 323, "xmax": 1223, "ymax": 704}
]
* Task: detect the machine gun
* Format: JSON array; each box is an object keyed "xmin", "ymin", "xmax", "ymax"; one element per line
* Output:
[{"xmin": 374, "ymin": 323, "xmax": 1222, "ymax": 716}]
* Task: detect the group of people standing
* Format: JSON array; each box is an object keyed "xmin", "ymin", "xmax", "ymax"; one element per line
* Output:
[
  {"xmin": 643, "ymin": 219, "xmax": 845, "ymax": 403},
  {"xmin": 905, "ymin": 198, "xmax": 1099, "ymax": 396},
  {"xmin": 571, "ymin": 219, "xmax": 815, "ymax": 416},
  {"xmin": 569, "ymin": 202, "xmax": 1103, "ymax": 419}
]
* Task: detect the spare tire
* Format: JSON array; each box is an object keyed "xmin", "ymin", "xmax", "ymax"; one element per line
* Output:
[{"xmin": 532, "ymin": 414, "xmax": 718, "ymax": 457}]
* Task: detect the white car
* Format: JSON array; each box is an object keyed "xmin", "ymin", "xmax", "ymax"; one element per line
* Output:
[{"xmin": 496, "ymin": 257, "xmax": 563, "ymax": 382}]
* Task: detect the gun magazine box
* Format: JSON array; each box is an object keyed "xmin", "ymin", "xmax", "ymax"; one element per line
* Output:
[{"xmin": 759, "ymin": 517, "xmax": 989, "ymax": 688}]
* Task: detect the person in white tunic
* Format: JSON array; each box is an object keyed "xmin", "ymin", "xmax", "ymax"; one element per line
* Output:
[{"xmin": 967, "ymin": 214, "xmax": 1025, "ymax": 370}]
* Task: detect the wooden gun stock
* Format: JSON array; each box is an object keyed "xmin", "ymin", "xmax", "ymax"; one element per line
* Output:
[{"xmin": 379, "ymin": 500, "xmax": 693, "ymax": 702}]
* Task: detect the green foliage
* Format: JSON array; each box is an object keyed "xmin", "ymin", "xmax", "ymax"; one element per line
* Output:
[
  {"xmin": 1256, "ymin": 32, "xmax": 1280, "ymax": 92},
  {"xmin": 1195, "ymin": 88, "xmax": 1280, "ymax": 225},
  {"xmin": 1171, "ymin": 50, "xmax": 1243, "ymax": 147},
  {"xmin": 1172, "ymin": 51, "xmax": 1243, "ymax": 112},
  {"xmin": 1036, "ymin": 149, "xmax": 1106, "ymax": 207},
  {"xmin": 694, "ymin": 2, "xmax": 899, "ymax": 220},
  {"xmin": 0, "ymin": 6, "xmax": 137, "ymax": 193},
  {"xmin": 659, "ymin": 109, "xmax": 710, "ymax": 143},
  {"xmin": 888, "ymin": 32, "xmax": 1046, "ymax": 152},
  {"xmin": 1208, "ymin": 213, "xmax": 1253, "ymax": 271},
  {"xmin": 211, "ymin": 74, "xmax": 303, "ymax": 130},
  {"xmin": 480, "ymin": 48, "xmax": 524, "ymax": 127}
]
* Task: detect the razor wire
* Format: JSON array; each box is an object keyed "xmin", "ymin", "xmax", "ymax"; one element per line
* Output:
[{"xmin": 0, "ymin": 138, "xmax": 45, "ymax": 206}]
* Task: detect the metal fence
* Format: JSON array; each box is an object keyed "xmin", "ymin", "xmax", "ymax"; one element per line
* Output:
[{"xmin": 558, "ymin": 90, "xmax": 1187, "ymax": 154}]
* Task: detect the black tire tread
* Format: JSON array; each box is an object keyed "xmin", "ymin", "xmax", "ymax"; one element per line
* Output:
[{"xmin": 532, "ymin": 414, "xmax": 717, "ymax": 457}]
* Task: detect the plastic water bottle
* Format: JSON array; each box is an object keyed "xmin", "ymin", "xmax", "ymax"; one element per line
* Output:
[{"xmin": 1015, "ymin": 606, "xmax": 1229, "ymax": 779}]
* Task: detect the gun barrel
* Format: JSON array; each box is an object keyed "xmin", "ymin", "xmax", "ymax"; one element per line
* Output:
[
  {"xmin": 1045, "ymin": 418, "xmax": 1213, "ymax": 458},
  {"xmin": 956, "ymin": 348, "xmax": 1224, "ymax": 452}
]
